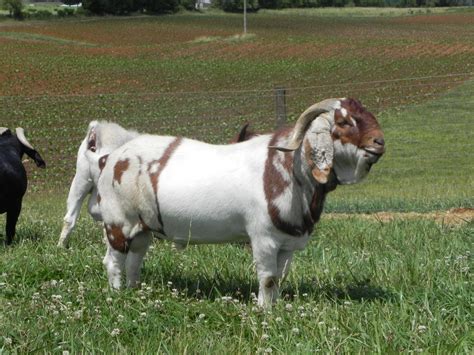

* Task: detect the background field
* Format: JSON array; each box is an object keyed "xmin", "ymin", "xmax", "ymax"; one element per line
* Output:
[{"xmin": 0, "ymin": 8, "xmax": 473, "ymax": 353}]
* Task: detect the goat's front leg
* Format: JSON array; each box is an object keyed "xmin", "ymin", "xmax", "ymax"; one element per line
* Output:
[
  {"xmin": 252, "ymin": 239, "xmax": 280, "ymax": 308},
  {"xmin": 5, "ymin": 200, "xmax": 22, "ymax": 245}
]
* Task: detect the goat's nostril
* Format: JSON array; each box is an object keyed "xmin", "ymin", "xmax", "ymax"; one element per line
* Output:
[{"xmin": 374, "ymin": 138, "xmax": 385, "ymax": 146}]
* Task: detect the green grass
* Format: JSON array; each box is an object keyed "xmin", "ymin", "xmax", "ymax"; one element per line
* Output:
[{"xmin": 0, "ymin": 197, "xmax": 472, "ymax": 352}]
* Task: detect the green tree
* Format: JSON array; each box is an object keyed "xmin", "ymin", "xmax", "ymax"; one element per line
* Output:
[{"xmin": 1, "ymin": 0, "xmax": 23, "ymax": 19}]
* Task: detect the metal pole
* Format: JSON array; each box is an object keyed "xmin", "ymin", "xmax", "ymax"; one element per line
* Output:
[{"xmin": 243, "ymin": 0, "xmax": 247, "ymax": 34}]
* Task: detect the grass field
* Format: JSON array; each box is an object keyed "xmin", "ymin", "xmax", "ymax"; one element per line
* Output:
[
  {"xmin": 0, "ymin": 8, "xmax": 473, "ymax": 353},
  {"xmin": 0, "ymin": 198, "xmax": 472, "ymax": 352}
]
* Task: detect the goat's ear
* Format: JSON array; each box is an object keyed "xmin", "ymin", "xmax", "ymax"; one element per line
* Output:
[
  {"xmin": 87, "ymin": 126, "xmax": 97, "ymax": 152},
  {"xmin": 31, "ymin": 151, "xmax": 46, "ymax": 169},
  {"xmin": 15, "ymin": 128, "xmax": 46, "ymax": 169},
  {"xmin": 308, "ymin": 115, "xmax": 334, "ymax": 184}
]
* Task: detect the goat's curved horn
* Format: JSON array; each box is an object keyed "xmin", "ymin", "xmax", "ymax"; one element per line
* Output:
[
  {"xmin": 0, "ymin": 127, "xmax": 9, "ymax": 135},
  {"xmin": 16, "ymin": 127, "xmax": 35, "ymax": 150},
  {"xmin": 270, "ymin": 98, "xmax": 342, "ymax": 151}
]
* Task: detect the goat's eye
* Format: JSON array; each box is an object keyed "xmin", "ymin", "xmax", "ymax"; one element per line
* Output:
[{"xmin": 338, "ymin": 121, "xmax": 352, "ymax": 128}]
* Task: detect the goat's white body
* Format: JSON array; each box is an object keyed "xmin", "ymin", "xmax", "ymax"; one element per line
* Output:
[
  {"xmin": 99, "ymin": 133, "xmax": 315, "ymax": 304},
  {"xmin": 100, "ymin": 135, "xmax": 309, "ymax": 247},
  {"xmin": 97, "ymin": 99, "xmax": 384, "ymax": 307},
  {"xmin": 57, "ymin": 121, "xmax": 138, "ymax": 248}
]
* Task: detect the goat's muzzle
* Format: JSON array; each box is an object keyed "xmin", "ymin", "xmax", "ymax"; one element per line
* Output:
[{"xmin": 362, "ymin": 135, "xmax": 385, "ymax": 167}]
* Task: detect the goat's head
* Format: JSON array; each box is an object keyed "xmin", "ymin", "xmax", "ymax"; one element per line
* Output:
[
  {"xmin": 270, "ymin": 98, "xmax": 384, "ymax": 185},
  {"xmin": 1, "ymin": 127, "xmax": 46, "ymax": 168}
]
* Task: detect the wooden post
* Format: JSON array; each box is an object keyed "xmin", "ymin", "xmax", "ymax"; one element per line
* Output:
[{"xmin": 275, "ymin": 87, "xmax": 287, "ymax": 128}]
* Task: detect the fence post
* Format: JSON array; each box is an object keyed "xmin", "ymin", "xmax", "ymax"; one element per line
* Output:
[{"xmin": 275, "ymin": 87, "xmax": 287, "ymax": 129}]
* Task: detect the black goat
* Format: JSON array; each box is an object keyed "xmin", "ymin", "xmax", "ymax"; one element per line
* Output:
[{"xmin": 0, "ymin": 127, "xmax": 45, "ymax": 245}]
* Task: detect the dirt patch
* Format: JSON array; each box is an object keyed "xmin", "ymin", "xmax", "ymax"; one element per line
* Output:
[{"xmin": 327, "ymin": 208, "xmax": 474, "ymax": 226}]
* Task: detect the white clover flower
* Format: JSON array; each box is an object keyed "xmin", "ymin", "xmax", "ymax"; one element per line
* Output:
[
  {"xmin": 261, "ymin": 334, "xmax": 270, "ymax": 340},
  {"xmin": 198, "ymin": 313, "xmax": 206, "ymax": 319},
  {"xmin": 4, "ymin": 337, "xmax": 12, "ymax": 346},
  {"xmin": 292, "ymin": 327, "xmax": 300, "ymax": 334},
  {"xmin": 275, "ymin": 317, "xmax": 282, "ymax": 322},
  {"xmin": 111, "ymin": 328, "xmax": 121, "ymax": 337},
  {"xmin": 106, "ymin": 297, "xmax": 113, "ymax": 304},
  {"xmin": 417, "ymin": 325, "xmax": 427, "ymax": 333},
  {"xmin": 285, "ymin": 304, "xmax": 293, "ymax": 311},
  {"xmin": 264, "ymin": 348, "xmax": 273, "ymax": 353},
  {"xmin": 140, "ymin": 312, "xmax": 147, "ymax": 318},
  {"xmin": 261, "ymin": 321, "xmax": 268, "ymax": 328},
  {"xmin": 117, "ymin": 314, "xmax": 125, "ymax": 322},
  {"xmin": 62, "ymin": 350, "xmax": 70, "ymax": 355}
]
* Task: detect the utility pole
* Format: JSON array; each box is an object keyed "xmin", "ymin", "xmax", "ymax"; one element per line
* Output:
[{"xmin": 243, "ymin": 0, "xmax": 247, "ymax": 34}]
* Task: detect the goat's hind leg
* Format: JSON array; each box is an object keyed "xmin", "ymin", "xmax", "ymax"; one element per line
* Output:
[
  {"xmin": 103, "ymin": 223, "xmax": 131, "ymax": 289},
  {"xmin": 103, "ymin": 240, "xmax": 127, "ymax": 289},
  {"xmin": 126, "ymin": 231, "xmax": 153, "ymax": 288},
  {"xmin": 58, "ymin": 174, "xmax": 93, "ymax": 248}
]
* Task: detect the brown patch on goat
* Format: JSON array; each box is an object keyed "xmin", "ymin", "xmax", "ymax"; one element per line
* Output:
[
  {"xmin": 265, "ymin": 131, "xmax": 339, "ymax": 237},
  {"xmin": 113, "ymin": 158, "xmax": 130, "ymax": 185},
  {"xmin": 147, "ymin": 137, "xmax": 183, "ymax": 233},
  {"xmin": 264, "ymin": 128, "xmax": 305, "ymax": 237},
  {"xmin": 98, "ymin": 154, "xmax": 109, "ymax": 174},
  {"xmin": 106, "ymin": 224, "xmax": 130, "ymax": 253}
]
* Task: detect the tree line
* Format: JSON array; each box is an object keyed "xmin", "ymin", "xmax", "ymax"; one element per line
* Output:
[{"xmin": 2, "ymin": 0, "xmax": 471, "ymax": 18}]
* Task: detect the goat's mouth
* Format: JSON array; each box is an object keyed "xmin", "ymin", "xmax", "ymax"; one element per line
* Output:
[
  {"xmin": 363, "ymin": 147, "xmax": 385, "ymax": 157},
  {"xmin": 362, "ymin": 146, "xmax": 384, "ymax": 165}
]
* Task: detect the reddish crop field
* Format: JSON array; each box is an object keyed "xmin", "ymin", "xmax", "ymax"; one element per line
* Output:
[{"xmin": 0, "ymin": 10, "xmax": 472, "ymax": 211}]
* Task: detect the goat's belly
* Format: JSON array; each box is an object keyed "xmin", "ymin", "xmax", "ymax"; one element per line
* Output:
[
  {"xmin": 156, "ymin": 186, "xmax": 247, "ymax": 243},
  {"xmin": 159, "ymin": 205, "xmax": 247, "ymax": 243}
]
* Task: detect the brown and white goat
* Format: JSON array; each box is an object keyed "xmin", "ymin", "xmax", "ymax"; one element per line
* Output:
[
  {"xmin": 96, "ymin": 98, "xmax": 385, "ymax": 307},
  {"xmin": 57, "ymin": 121, "xmax": 139, "ymax": 248}
]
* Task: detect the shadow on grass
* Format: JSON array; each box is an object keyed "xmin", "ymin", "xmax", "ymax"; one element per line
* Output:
[
  {"xmin": 0, "ymin": 226, "xmax": 43, "ymax": 246},
  {"xmin": 144, "ymin": 266, "xmax": 395, "ymax": 304}
]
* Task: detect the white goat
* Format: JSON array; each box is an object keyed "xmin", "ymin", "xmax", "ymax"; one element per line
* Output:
[
  {"xmin": 57, "ymin": 121, "xmax": 139, "ymax": 248},
  {"xmin": 97, "ymin": 98, "xmax": 385, "ymax": 307}
]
